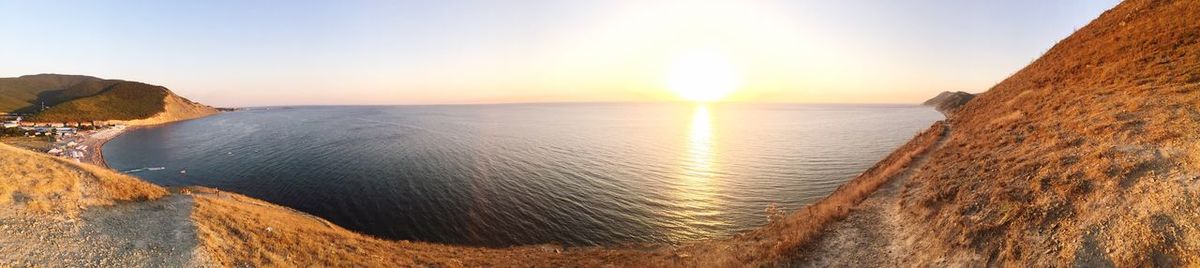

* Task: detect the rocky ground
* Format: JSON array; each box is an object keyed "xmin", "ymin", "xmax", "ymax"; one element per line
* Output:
[{"xmin": 0, "ymin": 195, "xmax": 209, "ymax": 267}]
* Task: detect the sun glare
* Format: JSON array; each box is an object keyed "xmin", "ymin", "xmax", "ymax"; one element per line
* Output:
[{"xmin": 666, "ymin": 49, "xmax": 741, "ymax": 102}]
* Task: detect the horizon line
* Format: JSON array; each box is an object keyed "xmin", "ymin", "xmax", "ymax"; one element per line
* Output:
[{"xmin": 230, "ymin": 100, "xmax": 933, "ymax": 109}]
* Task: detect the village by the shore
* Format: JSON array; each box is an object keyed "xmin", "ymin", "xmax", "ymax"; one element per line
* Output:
[{"xmin": 1, "ymin": 113, "xmax": 126, "ymax": 166}]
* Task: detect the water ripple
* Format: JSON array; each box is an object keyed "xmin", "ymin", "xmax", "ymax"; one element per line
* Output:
[{"xmin": 103, "ymin": 103, "xmax": 941, "ymax": 246}]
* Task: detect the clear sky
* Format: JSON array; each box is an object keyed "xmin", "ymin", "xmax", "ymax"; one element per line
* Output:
[{"xmin": 0, "ymin": 0, "xmax": 1120, "ymax": 107}]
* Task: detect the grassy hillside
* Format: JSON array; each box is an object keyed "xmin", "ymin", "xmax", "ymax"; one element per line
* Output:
[
  {"xmin": 28, "ymin": 82, "xmax": 169, "ymax": 122},
  {"xmin": 0, "ymin": 74, "xmax": 120, "ymax": 113},
  {"xmin": 0, "ymin": 143, "xmax": 167, "ymax": 216},
  {"xmin": 891, "ymin": 0, "xmax": 1200, "ymax": 265}
]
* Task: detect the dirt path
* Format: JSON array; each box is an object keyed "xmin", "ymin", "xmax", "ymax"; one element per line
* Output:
[
  {"xmin": 0, "ymin": 195, "xmax": 210, "ymax": 267},
  {"xmin": 794, "ymin": 124, "xmax": 951, "ymax": 267}
]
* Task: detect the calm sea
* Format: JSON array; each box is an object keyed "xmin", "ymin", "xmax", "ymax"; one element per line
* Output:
[{"xmin": 103, "ymin": 103, "xmax": 941, "ymax": 247}]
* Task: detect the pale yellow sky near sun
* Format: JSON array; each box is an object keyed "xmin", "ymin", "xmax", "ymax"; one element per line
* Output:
[{"xmin": 1, "ymin": 0, "xmax": 1118, "ymax": 106}]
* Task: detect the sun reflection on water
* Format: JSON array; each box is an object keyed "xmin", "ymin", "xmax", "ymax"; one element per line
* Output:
[{"xmin": 671, "ymin": 104, "xmax": 724, "ymax": 240}]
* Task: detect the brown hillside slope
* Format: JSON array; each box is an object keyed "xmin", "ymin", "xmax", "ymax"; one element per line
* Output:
[
  {"xmin": 0, "ymin": 142, "xmax": 167, "ymax": 216},
  {"xmin": 0, "ymin": 144, "xmax": 196, "ymax": 266},
  {"xmin": 110, "ymin": 92, "xmax": 219, "ymax": 126},
  {"xmin": 30, "ymin": 80, "xmax": 218, "ymax": 125},
  {"xmin": 892, "ymin": 0, "xmax": 1200, "ymax": 266}
]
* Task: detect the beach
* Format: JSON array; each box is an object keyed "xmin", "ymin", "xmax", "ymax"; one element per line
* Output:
[
  {"xmin": 78, "ymin": 126, "xmax": 127, "ymax": 167},
  {"xmin": 0, "ymin": 130, "xmax": 109, "ymax": 166}
]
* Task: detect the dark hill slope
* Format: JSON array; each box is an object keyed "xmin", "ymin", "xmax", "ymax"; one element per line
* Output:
[
  {"xmin": 896, "ymin": 0, "xmax": 1200, "ymax": 265},
  {"xmin": 28, "ymin": 82, "xmax": 169, "ymax": 122},
  {"xmin": 0, "ymin": 74, "xmax": 121, "ymax": 113},
  {"xmin": 1, "ymin": 74, "xmax": 218, "ymax": 123}
]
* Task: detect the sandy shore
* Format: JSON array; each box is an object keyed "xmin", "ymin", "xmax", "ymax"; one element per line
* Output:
[{"xmin": 77, "ymin": 126, "xmax": 130, "ymax": 167}]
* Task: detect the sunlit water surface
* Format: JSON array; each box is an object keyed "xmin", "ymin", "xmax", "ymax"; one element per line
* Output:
[{"xmin": 104, "ymin": 103, "xmax": 941, "ymax": 246}]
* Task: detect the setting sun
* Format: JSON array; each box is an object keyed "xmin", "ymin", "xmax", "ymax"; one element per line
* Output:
[{"xmin": 666, "ymin": 49, "xmax": 741, "ymax": 102}]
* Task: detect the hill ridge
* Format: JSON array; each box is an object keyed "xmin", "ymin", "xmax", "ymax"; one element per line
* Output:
[
  {"xmin": 882, "ymin": 0, "xmax": 1200, "ymax": 265},
  {"xmin": 0, "ymin": 74, "xmax": 218, "ymax": 125}
]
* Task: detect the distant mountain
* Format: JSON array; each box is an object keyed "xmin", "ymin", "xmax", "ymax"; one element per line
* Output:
[
  {"xmin": 0, "ymin": 74, "xmax": 122, "ymax": 113},
  {"xmin": 921, "ymin": 91, "xmax": 975, "ymax": 115},
  {"xmin": 0, "ymin": 74, "xmax": 217, "ymax": 124}
]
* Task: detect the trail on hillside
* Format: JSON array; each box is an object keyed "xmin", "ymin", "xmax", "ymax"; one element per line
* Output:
[
  {"xmin": 0, "ymin": 195, "xmax": 209, "ymax": 267},
  {"xmin": 794, "ymin": 124, "xmax": 951, "ymax": 267}
]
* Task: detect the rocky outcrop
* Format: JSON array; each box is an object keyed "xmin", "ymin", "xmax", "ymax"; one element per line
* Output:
[{"xmin": 921, "ymin": 91, "xmax": 975, "ymax": 115}]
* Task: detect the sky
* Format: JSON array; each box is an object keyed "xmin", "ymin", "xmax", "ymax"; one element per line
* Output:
[{"xmin": 0, "ymin": 0, "xmax": 1121, "ymax": 107}]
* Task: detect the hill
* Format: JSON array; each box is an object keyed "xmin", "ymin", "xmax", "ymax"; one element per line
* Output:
[
  {"xmin": 27, "ymin": 82, "xmax": 170, "ymax": 122},
  {"xmin": 0, "ymin": 74, "xmax": 219, "ymax": 124},
  {"xmin": 0, "ymin": 74, "xmax": 120, "ymax": 113},
  {"xmin": 922, "ymin": 91, "xmax": 975, "ymax": 115},
  {"xmin": 822, "ymin": 0, "xmax": 1200, "ymax": 265}
]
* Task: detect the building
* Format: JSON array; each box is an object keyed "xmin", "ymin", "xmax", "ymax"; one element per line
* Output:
[{"xmin": 54, "ymin": 127, "xmax": 76, "ymax": 136}]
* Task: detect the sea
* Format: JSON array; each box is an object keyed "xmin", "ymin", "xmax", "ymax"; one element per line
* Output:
[{"xmin": 103, "ymin": 103, "xmax": 942, "ymax": 247}]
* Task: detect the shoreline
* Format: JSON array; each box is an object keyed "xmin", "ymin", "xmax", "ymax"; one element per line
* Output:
[
  {"xmin": 78, "ymin": 125, "xmax": 131, "ymax": 168},
  {"xmin": 78, "ymin": 109, "xmax": 223, "ymax": 168},
  {"xmin": 3, "ymin": 109, "xmax": 949, "ymax": 266}
]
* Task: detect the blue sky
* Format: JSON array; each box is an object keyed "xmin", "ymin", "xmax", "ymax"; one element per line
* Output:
[{"xmin": 0, "ymin": 0, "xmax": 1121, "ymax": 106}]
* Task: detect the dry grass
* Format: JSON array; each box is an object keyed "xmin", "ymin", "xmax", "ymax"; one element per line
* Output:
[
  {"xmin": 751, "ymin": 121, "xmax": 946, "ymax": 260},
  {"xmin": 889, "ymin": 0, "xmax": 1200, "ymax": 265},
  {"xmin": 111, "ymin": 93, "xmax": 218, "ymax": 126},
  {"xmin": 0, "ymin": 143, "xmax": 166, "ymax": 216},
  {"xmin": 0, "ymin": 136, "xmax": 55, "ymax": 152},
  {"xmin": 188, "ymin": 187, "xmax": 655, "ymax": 267}
]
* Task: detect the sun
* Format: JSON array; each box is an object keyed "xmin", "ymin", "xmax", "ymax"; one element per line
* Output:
[{"xmin": 666, "ymin": 49, "xmax": 741, "ymax": 102}]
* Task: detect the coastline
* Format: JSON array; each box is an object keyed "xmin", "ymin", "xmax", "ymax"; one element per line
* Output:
[
  {"xmin": 79, "ymin": 111, "xmax": 223, "ymax": 168},
  {"xmin": 78, "ymin": 125, "xmax": 131, "ymax": 168},
  {"xmin": 3, "ymin": 107, "xmax": 958, "ymax": 266}
]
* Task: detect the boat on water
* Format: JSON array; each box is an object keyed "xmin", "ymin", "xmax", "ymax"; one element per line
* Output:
[{"xmin": 147, "ymin": 167, "xmax": 166, "ymax": 171}]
